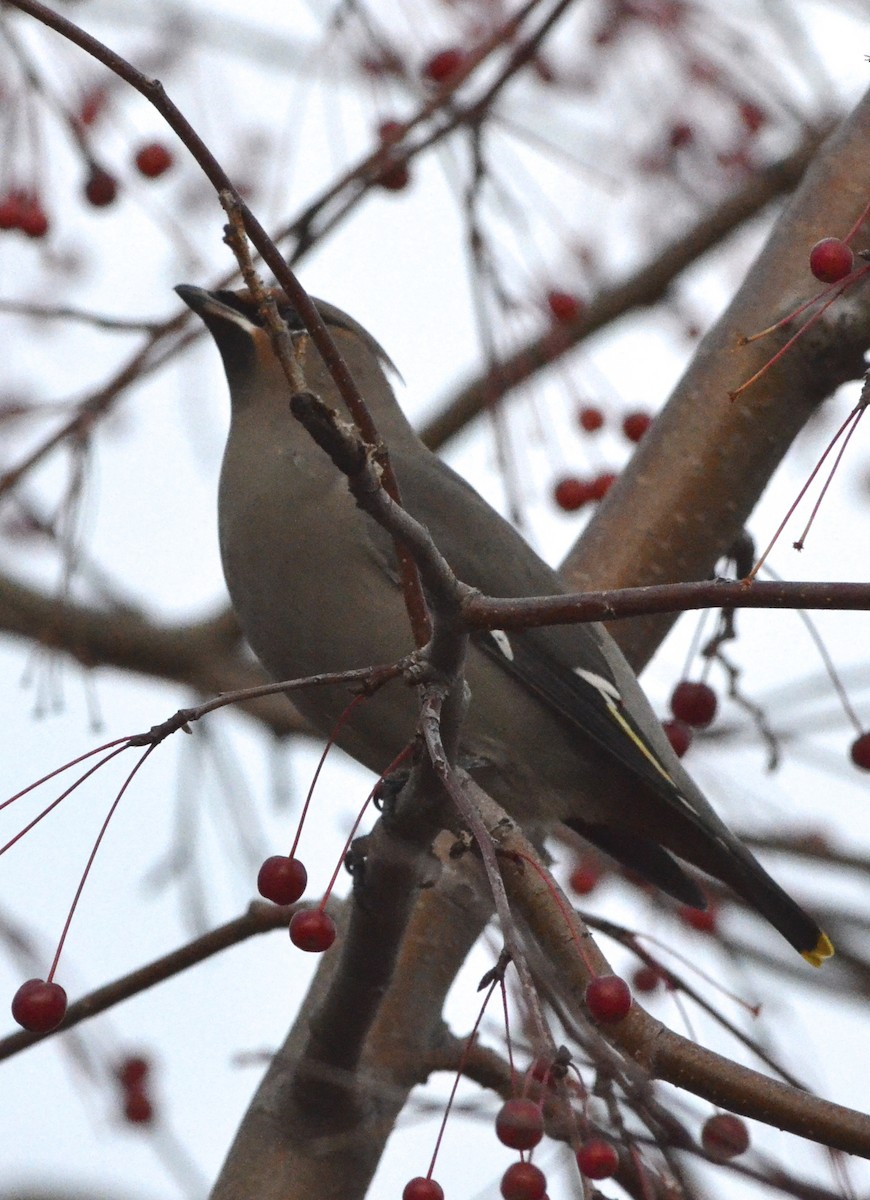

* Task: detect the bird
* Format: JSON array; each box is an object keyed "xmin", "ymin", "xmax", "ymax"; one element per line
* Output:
[{"xmin": 176, "ymin": 283, "xmax": 833, "ymax": 968}]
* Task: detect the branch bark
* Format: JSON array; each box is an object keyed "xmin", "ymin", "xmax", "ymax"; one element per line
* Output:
[{"xmin": 563, "ymin": 87, "xmax": 870, "ymax": 669}]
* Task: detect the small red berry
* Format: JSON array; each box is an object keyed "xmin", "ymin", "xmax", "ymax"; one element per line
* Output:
[
  {"xmin": 576, "ymin": 1137, "xmax": 619, "ymax": 1180},
  {"xmin": 546, "ymin": 290, "xmax": 582, "ymax": 323},
  {"xmin": 569, "ymin": 857, "xmax": 602, "ymax": 896},
  {"xmin": 585, "ymin": 974, "xmax": 631, "ymax": 1023},
  {"xmin": 668, "ymin": 122, "xmax": 693, "ymax": 148},
  {"xmin": 116, "ymin": 1054, "xmax": 150, "ymax": 1089},
  {"xmin": 422, "ymin": 48, "xmax": 465, "ymax": 85},
  {"xmin": 377, "ymin": 119, "xmax": 403, "ymax": 143},
  {"xmin": 678, "ymin": 903, "xmax": 717, "ymax": 934},
  {"xmin": 621, "ymin": 411, "xmax": 651, "ymax": 443},
  {"xmin": 84, "ymin": 168, "xmax": 118, "ymax": 208},
  {"xmin": 850, "ymin": 732, "xmax": 870, "ymax": 770},
  {"xmin": 495, "ymin": 1098, "xmax": 544, "ymax": 1150},
  {"xmin": 589, "ymin": 471, "xmax": 617, "ymax": 500},
  {"xmin": 500, "ymin": 1160, "xmax": 547, "ymax": 1200},
  {"xmin": 79, "ymin": 87, "xmax": 107, "ymax": 126},
  {"xmin": 123, "ymin": 1087, "xmax": 154, "ymax": 1125},
  {"xmin": 670, "ymin": 680, "xmax": 717, "ymax": 728},
  {"xmin": 289, "ymin": 908, "xmax": 336, "ymax": 952},
  {"xmin": 257, "ymin": 855, "xmax": 308, "ymax": 905},
  {"xmin": 11, "ymin": 979, "xmax": 67, "ymax": 1033},
  {"xmin": 701, "ymin": 1113, "xmax": 750, "ymax": 1161},
  {"xmin": 662, "ymin": 718, "xmax": 692, "ymax": 757},
  {"xmin": 134, "ymin": 141, "xmax": 173, "ymax": 179},
  {"xmin": 632, "ymin": 964, "xmax": 662, "ymax": 993},
  {"xmin": 402, "ymin": 1177, "xmax": 444, "ymax": 1200},
  {"xmin": 377, "ymin": 162, "xmax": 411, "ymax": 192},
  {"xmin": 739, "ymin": 102, "xmax": 765, "ymax": 134},
  {"xmin": 18, "ymin": 196, "xmax": 49, "ymax": 239},
  {"xmin": 553, "ymin": 476, "xmax": 594, "ymax": 512},
  {"xmin": 809, "ymin": 237, "xmax": 853, "ymax": 284},
  {"xmin": 0, "ymin": 193, "xmax": 24, "ymax": 231},
  {"xmin": 578, "ymin": 405, "xmax": 604, "ymax": 432}
]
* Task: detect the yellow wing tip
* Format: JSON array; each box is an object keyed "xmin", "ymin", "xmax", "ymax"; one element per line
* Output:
[{"xmin": 802, "ymin": 931, "xmax": 834, "ymax": 968}]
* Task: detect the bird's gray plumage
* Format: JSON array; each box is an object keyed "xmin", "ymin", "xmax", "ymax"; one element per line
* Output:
[{"xmin": 176, "ymin": 283, "xmax": 832, "ymax": 966}]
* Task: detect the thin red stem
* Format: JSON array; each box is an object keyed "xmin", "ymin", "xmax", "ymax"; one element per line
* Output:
[
  {"xmin": 512, "ymin": 849, "xmax": 596, "ymax": 973},
  {"xmin": 0, "ymin": 734, "xmax": 134, "ymax": 813},
  {"xmin": 427, "ymin": 973, "xmax": 500, "ymax": 1180},
  {"xmin": 793, "ymin": 407, "xmax": 865, "ymax": 549},
  {"xmin": 730, "ymin": 262, "xmax": 870, "ymax": 400},
  {"xmin": 287, "ymin": 694, "xmax": 366, "ymax": 861},
  {"xmin": 746, "ymin": 402, "xmax": 863, "ymax": 581},
  {"xmin": 46, "ymin": 744, "xmax": 156, "ymax": 982},
  {"xmin": 0, "ymin": 744, "xmax": 130, "ymax": 856},
  {"xmin": 317, "ymin": 743, "xmax": 413, "ymax": 910},
  {"xmin": 844, "ymin": 199, "xmax": 870, "ymax": 244}
]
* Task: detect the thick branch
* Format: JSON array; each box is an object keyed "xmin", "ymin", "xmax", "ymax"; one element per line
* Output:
[
  {"xmin": 565, "ymin": 89, "xmax": 870, "ymax": 668},
  {"xmin": 484, "ymin": 800, "xmax": 870, "ymax": 1159}
]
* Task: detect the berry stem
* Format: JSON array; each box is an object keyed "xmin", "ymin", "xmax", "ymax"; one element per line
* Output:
[
  {"xmin": 317, "ymin": 743, "xmax": 413, "ymax": 910},
  {"xmin": 46, "ymin": 744, "xmax": 155, "ymax": 982},
  {"xmin": 843, "ymin": 199, "xmax": 870, "ymax": 244},
  {"xmin": 426, "ymin": 969, "xmax": 500, "ymax": 1180},
  {"xmin": 512, "ymin": 850, "xmax": 597, "ymax": 973},
  {"xmin": 0, "ymin": 743, "xmax": 130, "ymax": 856},
  {"xmin": 288, "ymin": 694, "xmax": 366, "ymax": 861},
  {"xmin": 792, "ymin": 405, "xmax": 865, "ymax": 550},
  {"xmin": 729, "ymin": 262, "xmax": 870, "ymax": 401},
  {"xmin": 0, "ymin": 734, "xmax": 135, "ymax": 814},
  {"xmin": 746, "ymin": 400, "xmax": 866, "ymax": 581}
]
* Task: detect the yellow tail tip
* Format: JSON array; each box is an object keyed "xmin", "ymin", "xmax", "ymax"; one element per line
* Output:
[{"xmin": 802, "ymin": 931, "xmax": 834, "ymax": 968}]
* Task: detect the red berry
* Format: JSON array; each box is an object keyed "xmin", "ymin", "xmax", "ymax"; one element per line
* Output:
[
  {"xmin": 632, "ymin": 965, "xmax": 661, "ymax": 994},
  {"xmin": 403, "ymin": 1179, "xmax": 444, "ymax": 1200},
  {"xmin": 809, "ymin": 237, "xmax": 853, "ymax": 284},
  {"xmin": 739, "ymin": 102, "xmax": 765, "ymax": 133},
  {"xmin": 123, "ymin": 1087, "xmax": 154, "ymax": 1124},
  {"xmin": 589, "ymin": 471, "xmax": 617, "ymax": 500},
  {"xmin": 79, "ymin": 87, "xmax": 107, "ymax": 126},
  {"xmin": 553, "ymin": 476, "xmax": 594, "ymax": 512},
  {"xmin": 289, "ymin": 908, "xmax": 336, "ymax": 952},
  {"xmin": 546, "ymin": 290, "xmax": 582, "ymax": 323},
  {"xmin": 257, "ymin": 855, "xmax": 308, "ymax": 905},
  {"xmin": 134, "ymin": 141, "xmax": 173, "ymax": 179},
  {"xmin": 701, "ymin": 1113, "xmax": 749, "ymax": 1161},
  {"xmin": 585, "ymin": 974, "xmax": 631, "ymax": 1023},
  {"xmin": 621, "ymin": 411, "xmax": 651, "ymax": 443},
  {"xmin": 116, "ymin": 1054, "xmax": 150, "ymax": 1089},
  {"xmin": 11, "ymin": 979, "xmax": 67, "ymax": 1033},
  {"xmin": 84, "ymin": 168, "xmax": 118, "ymax": 208},
  {"xmin": 576, "ymin": 1137, "xmax": 619, "ymax": 1180},
  {"xmin": 377, "ymin": 162, "xmax": 411, "ymax": 192},
  {"xmin": 569, "ymin": 858, "xmax": 602, "ymax": 896},
  {"xmin": 678, "ymin": 903, "xmax": 717, "ymax": 934},
  {"xmin": 670, "ymin": 680, "xmax": 717, "ymax": 728},
  {"xmin": 377, "ymin": 119, "xmax": 403, "ymax": 143},
  {"xmin": 668, "ymin": 122, "xmax": 693, "ymax": 148},
  {"xmin": 0, "ymin": 193, "xmax": 24, "ymax": 231},
  {"xmin": 496, "ymin": 1098, "xmax": 544, "ymax": 1150},
  {"xmin": 500, "ymin": 1160, "xmax": 547, "ymax": 1200},
  {"xmin": 422, "ymin": 48, "xmax": 465, "ymax": 85},
  {"xmin": 578, "ymin": 405, "xmax": 604, "ymax": 432},
  {"xmin": 662, "ymin": 718, "xmax": 692, "ymax": 757},
  {"xmin": 18, "ymin": 196, "xmax": 49, "ymax": 239},
  {"xmin": 850, "ymin": 732, "xmax": 870, "ymax": 770}
]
